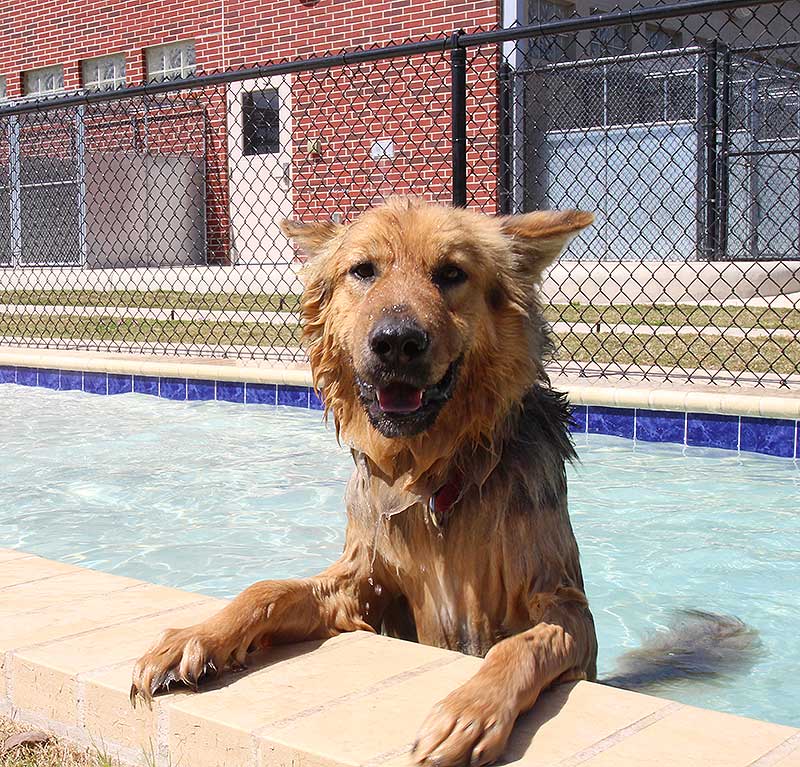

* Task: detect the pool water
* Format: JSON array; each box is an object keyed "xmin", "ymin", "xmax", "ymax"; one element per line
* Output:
[{"xmin": 1, "ymin": 385, "xmax": 798, "ymax": 727}]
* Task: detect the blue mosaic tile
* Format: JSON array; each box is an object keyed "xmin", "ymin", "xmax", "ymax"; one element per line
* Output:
[
  {"xmin": 216, "ymin": 380, "xmax": 245, "ymax": 403},
  {"xmin": 0, "ymin": 366, "xmax": 16, "ymax": 384},
  {"xmin": 587, "ymin": 406, "xmax": 635, "ymax": 439},
  {"xmin": 133, "ymin": 375, "xmax": 159, "ymax": 396},
  {"xmin": 108, "ymin": 374, "xmax": 133, "ymax": 395},
  {"xmin": 568, "ymin": 405, "xmax": 587, "ymax": 434},
  {"xmin": 60, "ymin": 370, "xmax": 83, "ymax": 390},
  {"xmin": 246, "ymin": 383, "xmax": 276, "ymax": 405},
  {"xmin": 278, "ymin": 384, "xmax": 309, "ymax": 408},
  {"xmin": 187, "ymin": 379, "xmax": 216, "ymax": 401},
  {"xmin": 160, "ymin": 377, "xmax": 187, "ymax": 401},
  {"xmin": 16, "ymin": 367, "xmax": 38, "ymax": 386},
  {"xmin": 740, "ymin": 417, "xmax": 795, "ymax": 458},
  {"xmin": 636, "ymin": 409, "xmax": 685, "ymax": 444},
  {"xmin": 83, "ymin": 371, "xmax": 108, "ymax": 395},
  {"xmin": 310, "ymin": 389, "xmax": 325, "ymax": 411},
  {"xmin": 38, "ymin": 369, "xmax": 61, "ymax": 390},
  {"xmin": 686, "ymin": 412, "xmax": 739, "ymax": 450}
]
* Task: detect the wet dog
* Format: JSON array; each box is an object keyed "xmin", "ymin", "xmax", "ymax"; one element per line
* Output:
[{"xmin": 130, "ymin": 198, "xmax": 756, "ymax": 766}]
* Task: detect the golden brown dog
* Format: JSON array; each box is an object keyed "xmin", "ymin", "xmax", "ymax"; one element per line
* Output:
[{"xmin": 130, "ymin": 197, "xmax": 599, "ymax": 766}]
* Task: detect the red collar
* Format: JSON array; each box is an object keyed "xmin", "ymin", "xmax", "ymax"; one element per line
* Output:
[{"xmin": 428, "ymin": 472, "xmax": 463, "ymax": 525}]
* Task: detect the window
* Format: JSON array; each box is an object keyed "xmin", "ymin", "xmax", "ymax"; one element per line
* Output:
[
  {"xmin": 242, "ymin": 89, "xmax": 281, "ymax": 155},
  {"xmin": 527, "ymin": 0, "xmax": 575, "ymax": 62},
  {"xmin": 590, "ymin": 10, "xmax": 632, "ymax": 57},
  {"xmin": 146, "ymin": 41, "xmax": 196, "ymax": 82},
  {"xmin": 23, "ymin": 65, "xmax": 64, "ymax": 96},
  {"xmin": 82, "ymin": 54, "xmax": 126, "ymax": 91},
  {"xmin": 646, "ymin": 24, "xmax": 679, "ymax": 52}
]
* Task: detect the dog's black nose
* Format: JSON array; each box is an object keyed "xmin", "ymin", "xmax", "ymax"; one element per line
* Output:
[{"xmin": 369, "ymin": 319, "xmax": 429, "ymax": 366}]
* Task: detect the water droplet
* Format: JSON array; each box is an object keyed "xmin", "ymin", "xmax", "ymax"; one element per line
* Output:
[
  {"xmin": 374, "ymin": 583, "xmax": 383, "ymax": 596},
  {"xmin": 365, "ymin": 601, "xmax": 370, "ymax": 613}
]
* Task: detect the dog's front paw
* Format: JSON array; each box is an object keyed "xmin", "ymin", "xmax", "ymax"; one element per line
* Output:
[
  {"xmin": 412, "ymin": 679, "xmax": 517, "ymax": 767},
  {"xmin": 130, "ymin": 623, "xmax": 245, "ymax": 706}
]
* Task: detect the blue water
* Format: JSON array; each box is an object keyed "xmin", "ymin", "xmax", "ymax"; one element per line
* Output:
[{"xmin": 1, "ymin": 385, "xmax": 798, "ymax": 727}]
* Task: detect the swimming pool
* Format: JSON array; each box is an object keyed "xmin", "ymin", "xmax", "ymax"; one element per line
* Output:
[{"xmin": 1, "ymin": 384, "xmax": 798, "ymax": 727}]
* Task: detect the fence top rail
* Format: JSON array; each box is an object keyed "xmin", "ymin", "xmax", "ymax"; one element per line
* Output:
[{"xmin": 0, "ymin": 0, "xmax": 788, "ymax": 118}]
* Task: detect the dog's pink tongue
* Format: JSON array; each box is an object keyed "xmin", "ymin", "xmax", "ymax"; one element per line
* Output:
[{"xmin": 377, "ymin": 383, "xmax": 423, "ymax": 414}]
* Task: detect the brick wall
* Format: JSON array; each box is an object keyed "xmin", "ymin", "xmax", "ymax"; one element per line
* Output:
[{"xmin": 0, "ymin": 0, "xmax": 501, "ymax": 264}]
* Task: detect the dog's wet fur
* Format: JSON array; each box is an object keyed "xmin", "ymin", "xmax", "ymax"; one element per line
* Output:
[{"xmin": 130, "ymin": 198, "xmax": 759, "ymax": 766}]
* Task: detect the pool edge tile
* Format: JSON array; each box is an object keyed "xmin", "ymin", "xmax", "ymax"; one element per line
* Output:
[
  {"xmin": 108, "ymin": 373, "xmax": 133, "ymax": 395},
  {"xmin": 216, "ymin": 380, "xmax": 245, "ymax": 404},
  {"xmin": 16, "ymin": 367, "xmax": 38, "ymax": 387},
  {"xmin": 38, "ymin": 369, "xmax": 61, "ymax": 390},
  {"xmin": 83, "ymin": 371, "xmax": 108, "ymax": 396},
  {"xmin": 686, "ymin": 412, "xmax": 740, "ymax": 451},
  {"xmin": 587, "ymin": 406, "xmax": 635, "ymax": 440},
  {"xmin": 569, "ymin": 404, "xmax": 588, "ymax": 434},
  {"xmin": 133, "ymin": 375, "xmax": 160, "ymax": 397},
  {"xmin": 160, "ymin": 377, "xmax": 188, "ymax": 402},
  {"xmin": 59, "ymin": 370, "xmax": 83, "ymax": 391},
  {"xmin": 635, "ymin": 409, "xmax": 686, "ymax": 445},
  {"xmin": 187, "ymin": 379, "xmax": 217, "ymax": 401},
  {"xmin": 246, "ymin": 382, "xmax": 277, "ymax": 406},
  {"xmin": 277, "ymin": 384, "xmax": 310, "ymax": 409}
]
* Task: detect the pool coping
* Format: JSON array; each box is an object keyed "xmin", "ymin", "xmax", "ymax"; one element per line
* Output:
[
  {"xmin": 1, "ymin": 346, "xmax": 799, "ymax": 459},
  {"xmin": 1, "ymin": 550, "xmax": 798, "ymax": 767}
]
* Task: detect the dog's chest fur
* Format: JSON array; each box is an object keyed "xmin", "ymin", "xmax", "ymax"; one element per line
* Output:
[{"xmin": 346, "ymin": 387, "xmax": 589, "ymax": 658}]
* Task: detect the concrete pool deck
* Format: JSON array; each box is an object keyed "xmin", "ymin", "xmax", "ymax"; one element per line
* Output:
[
  {"xmin": 1, "ymin": 550, "xmax": 799, "ymax": 767},
  {"xmin": 1, "ymin": 346, "xmax": 799, "ymax": 420}
]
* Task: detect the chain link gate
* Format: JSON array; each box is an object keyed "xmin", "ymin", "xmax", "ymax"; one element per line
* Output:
[{"xmin": 0, "ymin": 0, "xmax": 797, "ymax": 387}]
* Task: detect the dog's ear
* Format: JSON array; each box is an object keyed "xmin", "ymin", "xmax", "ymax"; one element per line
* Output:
[
  {"xmin": 500, "ymin": 210, "xmax": 594, "ymax": 282},
  {"xmin": 280, "ymin": 219, "xmax": 343, "ymax": 261}
]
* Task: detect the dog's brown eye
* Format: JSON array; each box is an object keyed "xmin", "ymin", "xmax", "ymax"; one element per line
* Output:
[
  {"xmin": 433, "ymin": 264, "xmax": 467, "ymax": 288},
  {"xmin": 350, "ymin": 262, "xmax": 376, "ymax": 281}
]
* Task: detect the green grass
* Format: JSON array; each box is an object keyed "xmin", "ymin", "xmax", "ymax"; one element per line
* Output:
[
  {"xmin": 1, "ymin": 291, "xmax": 798, "ymax": 331},
  {"xmin": 2, "ymin": 312, "xmax": 796, "ymax": 375},
  {"xmin": 0, "ymin": 718, "xmax": 119, "ymax": 767},
  {"xmin": 0, "ymin": 315, "xmax": 302, "ymax": 347},
  {"xmin": 0, "ymin": 290, "xmax": 301, "ymax": 313},
  {"xmin": 543, "ymin": 302, "xmax": 800, "ymax": 331},
  {"xmin": 552, "ymin": 331, "xmax": 800, "ymax": 374}
]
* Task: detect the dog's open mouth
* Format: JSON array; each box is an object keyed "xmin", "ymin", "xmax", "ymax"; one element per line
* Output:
[
  {"xmin": 357, "ymin": 357, "xmax": 462, "ymax": 437},
  {"xmin": 376, "ymin": 382, "xmax": 424, "ymax": 414}
]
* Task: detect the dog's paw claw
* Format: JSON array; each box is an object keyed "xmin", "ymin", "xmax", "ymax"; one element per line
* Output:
[{"xmin": 130, "ymin": 624, "xmax": 235, "ymax": 708}]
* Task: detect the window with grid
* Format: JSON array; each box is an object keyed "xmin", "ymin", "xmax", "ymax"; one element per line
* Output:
[
  {"xmin": 23, "ymin": 65, "xmax": 64, "ymax": 96},
  {"xmin": 145, "ymin": 41, "xmax": 196, "ymax": 82},
  {"xmin": 243, "ymin": 89, "xmax": 281, "ymax": 155},
  {"xmin": 645, "ymin": 24, "xmax": 680, "ymax": 52},
  {"xmin": 82, "ymin": 54, "xmax": 126, "ymax": 91},
  {"xmin": 590, "ymin": 11, "xmax": 632, "ymax": 57},
  {"xmin": 527, "ymin": 0, "xmax": 575, "ymax": 62}
]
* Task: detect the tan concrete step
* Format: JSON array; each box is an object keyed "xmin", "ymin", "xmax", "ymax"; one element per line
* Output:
[{"xmin": 2, "ymin": 550, "xmax": 798, "ymax": 767}]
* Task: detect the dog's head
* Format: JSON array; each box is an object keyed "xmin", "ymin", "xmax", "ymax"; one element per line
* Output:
[{"xmin": 282, "ymin": 198, "xmax": 591, "ymax": 473}]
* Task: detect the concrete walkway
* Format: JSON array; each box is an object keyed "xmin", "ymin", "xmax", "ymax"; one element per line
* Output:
[
  {"xmin": 1, "ymin": 550, "xmax": 798, "ymax": 767},
  {"xmin": 2, "ymin": 303, "xmax": 798, "ymax": 342},
  {"xmin": 2, "ymin": 336, "xmax": 798, "ymax": 389}
]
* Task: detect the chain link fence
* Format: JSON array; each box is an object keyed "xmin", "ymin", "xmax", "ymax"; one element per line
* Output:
[{"xmin": 0, "ymin": 0, "xmax": 798, "ymax": 388}]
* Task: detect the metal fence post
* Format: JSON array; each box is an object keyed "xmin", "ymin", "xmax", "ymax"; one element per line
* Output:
[
  {"xmin": 718, "ymin": 47, "xmax": 731, "ymax": 261},
  {"xmin": 8, "ymin": 116, "xmax": 21, "ymax": 267},
  {"xmin": 450, "ymin": 31, "xmax": 468, "ymax": 208},
  {"xmin": 498, "ymin": 60, "xmax": 513, "ymax": 215},
  {"xmin": 704, "ymin": 39, "xmax": 719, "ymax": 261}
]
